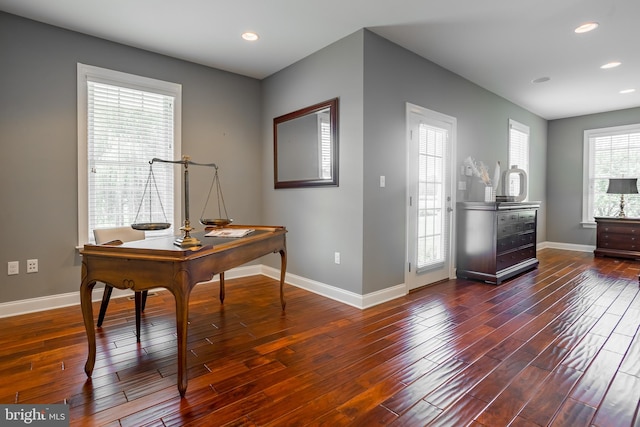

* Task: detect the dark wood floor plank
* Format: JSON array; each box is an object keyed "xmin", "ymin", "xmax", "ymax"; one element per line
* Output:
[
  {"xmin": 549, "ymin": 397, "xmax": 597, "ymax": 427},
  {"xmin": 569, "ymin": 348, "xmax": 625, "ymax": 409},
  {"xmin": 591, "ymin": 371, "xmax": 640, "ymax": 427},
  {"xmin": 251, "ymin": 377, "xmax": 366, "ymax": 425},
  {"xmin": 423, "ymin": 354, "xmax": 499, "ymax": 412},
  {"xmin": 382, "ymin": 357, "xmax": 468, "ymax": 415},
  {"xmin": 619, "ymin": 325, "xmax": 640, "ymax": 378},
  {"xmin": 346, "ymin": 403, "xmax": 399, "ymax": 426},
  {"xmin": 467, "ymin": 349, "xmax": 535, "ymax": 403},
  {"xmin": 335, "ymin": 376, "xmax": 406, "ymax": 421},
  {"xmin": 424, "ymin": 393, "xmax": 489, "ymax": 427},
  {"xmin": 1, "ymin": 248, "xmax": 639, "ymax": 426},
  {"xmin": 517, "ymin": 364, "xmax": 583, "ymax": 426},
  {"xmin": 387, "ymin": 399, "xmax": 441, "ymax": 426},
  {"xmin": 475, "ymin": 364, "xmax": 550, "ymax": 426}
]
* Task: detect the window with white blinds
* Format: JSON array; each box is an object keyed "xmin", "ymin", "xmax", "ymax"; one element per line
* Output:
[
  {"xmin": 508, "ymin": 119, "xmax": 530, "ymax": 199},
  {"xmin": 318, "ymin": 112, "xmax": 331, "ymax": 179},
  {"xmin": 77, "ymin": 64, "xmax": 182, "ymax": 244},
  {"xmin": 582, "ymin": 124, "xmax": 640, "ymax": 224}
]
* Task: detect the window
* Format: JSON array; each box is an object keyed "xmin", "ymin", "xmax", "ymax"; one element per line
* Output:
[
  {"xmin": 508, "ymin": 119, "xmax": 530, "ymax": 199},
  {"xmin": 582, "ymin": 124, "xmax": 640, "ymax": 224},
  {"xmin": 318, "ymin": 112, "xmax": 331, "ymax": 179},
  {"xmin": 77, "ymin": 64, "xmax": 182, "ymax": 245}
]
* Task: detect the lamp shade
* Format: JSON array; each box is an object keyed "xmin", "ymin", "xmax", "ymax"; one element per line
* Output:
[{"xmin": 606, "ymin": 178, "xmax": 639, "ymax": 195}]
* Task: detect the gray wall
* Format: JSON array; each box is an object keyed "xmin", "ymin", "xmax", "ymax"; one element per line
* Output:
[
  {"xmin": 547, "ymin": 106, "xmax": 640, "ymax": 245},
  {"xmin": 0, "ymin": 13, "xmax": 262, "ymax": 303},
  {"xmin": 261, "ymin": 31, "xmax": 365, "ymax": 294}
]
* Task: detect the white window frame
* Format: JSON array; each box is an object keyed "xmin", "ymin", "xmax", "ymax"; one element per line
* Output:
[
  {"xmin": 582, "ymin": 123, "xmax": 640, "ymax": 226},
  {"xmin": 77, "ymin": 63, "xmax": 182, "ymax": 245},
  {"xmin": 508, "ymin": 119, "xmax": 530, "ymax": 200}
]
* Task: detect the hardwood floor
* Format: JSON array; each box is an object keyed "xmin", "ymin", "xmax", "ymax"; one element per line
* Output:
[{"xmin": 1, "ymin": 248, "xmax": 640, "ymax": 426}]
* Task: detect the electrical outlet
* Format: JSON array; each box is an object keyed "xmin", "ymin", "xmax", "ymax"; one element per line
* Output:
[
  {"xmin": 27, "ymin": 259, "xmax": 38, "ymax": 273},
  {"xmin": 334, "ymin": 252, "xmax": 341, "ymax": 264},
  {"xmin": 8, "ymin": 261, "xmax": 19, "ymax": 275}
]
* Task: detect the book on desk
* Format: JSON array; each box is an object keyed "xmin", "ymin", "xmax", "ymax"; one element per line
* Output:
[{"xmin": 205, "ymin": 228, "xmax": 254, "ymax": 238}]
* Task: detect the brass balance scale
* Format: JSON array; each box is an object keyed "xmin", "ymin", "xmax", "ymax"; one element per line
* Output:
[{"xmin": 132, "ymin": 155, "xmax": 232, "ymax": 247}]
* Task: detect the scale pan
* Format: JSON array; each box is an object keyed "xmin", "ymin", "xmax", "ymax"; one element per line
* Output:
[
  {"xmin": 200, "ymin": 218, "xmax": 233, "ymax": 227},
  {"xmin": 131, "ymin": 222, "xmax": 171, "ymax": 231}
]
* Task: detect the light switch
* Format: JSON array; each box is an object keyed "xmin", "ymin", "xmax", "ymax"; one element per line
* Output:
[{"xmin": 380, "ymin": 175, "xmax": 385, "ymax": 187}]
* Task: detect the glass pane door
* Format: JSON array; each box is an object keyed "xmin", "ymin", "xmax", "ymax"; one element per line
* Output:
[
  {"xmin": 417, "ymin": 123, "xmax": 446, "ymax": 272},
  {"xmin": 406, "ymin": 104, "xmax": 455, "ymax": 291}
]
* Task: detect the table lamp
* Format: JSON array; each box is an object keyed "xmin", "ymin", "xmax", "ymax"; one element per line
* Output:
[{"xmin": 606, "ymin": 178, "xmax": 638, "ymax": 218}]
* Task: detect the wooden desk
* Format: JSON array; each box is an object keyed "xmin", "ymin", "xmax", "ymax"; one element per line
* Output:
[{"xmin": 80, "ymin": 225, "xmax": 287, "ymax": 397}]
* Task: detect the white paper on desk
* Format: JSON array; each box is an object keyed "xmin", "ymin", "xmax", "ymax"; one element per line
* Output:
[{"xmin": 205, "ymin": 228, "xmax": 254, "ymax": 238}]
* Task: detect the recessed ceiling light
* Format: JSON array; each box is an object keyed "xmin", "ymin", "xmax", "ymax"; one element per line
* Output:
[
  {"xmin": 241, "ymin": 32, "xmax": 259, "ymax": 41},
  {"xmin": 575, "ymin": 22, "xmax": 599, "ymax": 33},
  {"xmin": 531, "ymin": 77, "xmax": 550, "ymax": 84},
  {"xmin": 601, "ymin": 61, "xmax": 621, "ymax": 69},
  {"xmin": 620, "ymin": 88, "xmax": 636, "ymax": 94}
]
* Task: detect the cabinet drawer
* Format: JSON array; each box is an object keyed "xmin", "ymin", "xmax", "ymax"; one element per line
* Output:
[
  {"xmin": 498, "ymin": 212, "xmax": 519, "ymax": 225},
  {"xmin": 497, "ymin": 221, "xmax": 527, "ymax": 237},
  {"xmin": 497, "ymin": 223, "xmax": 517, "ymax": 237},
  {"xmin": 520, "ymin": 232, "xmax": 535, "ymax": 246},
  {"xmin": 497, "ymin": 232, "xmax": 535, "ymax": 253},
  {"xmin": 598, "ymin": 233, "xmax": 640, "ymax": 250},
  {"xmin": 599, "ymin": 224, "xmax": 640, "ymax": 235},
  {"xmin": 599, "ymin": 232, "xmax": 640, "ymax": 243},
  {"xmin": 497, "ymin": 246, "xmax": 535, "ymax": 271},
  {"xmin": 519, "ymin": 210, "xmax": 536, "ymax": 221},
  {"xmin": 498, "ymin": 235, "xmax": 520, "ymax": 252}
]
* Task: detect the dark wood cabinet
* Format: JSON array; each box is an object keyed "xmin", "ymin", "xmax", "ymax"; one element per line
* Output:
[
  {"xmin": 594, "ymin": 217, "xmax": 640, "ymax": 259},
  {"xmin": 456, "ymin": 202, "xmax": 540, "ymax": 284}
]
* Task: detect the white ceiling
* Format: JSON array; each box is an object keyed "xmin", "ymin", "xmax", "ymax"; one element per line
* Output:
[{"xmin": 2, "ymin": 0, "xmax": 639, "ymax": 120}]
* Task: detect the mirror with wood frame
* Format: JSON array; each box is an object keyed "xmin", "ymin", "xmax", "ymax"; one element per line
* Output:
[{"xmin": 274, "ymin": 98, "xmax": 339, "ymax": 188}]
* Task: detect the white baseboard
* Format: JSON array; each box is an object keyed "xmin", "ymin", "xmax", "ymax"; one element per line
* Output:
[
  {"xmin": 261, "ymin": 266, "xmax": 407, "ymax": 309},
  {"xmin": 0, "ymin": 291, "xmax": 90, "ymax": 319},
  {"xmin": 539, "ymin": 241, "xmax": 595, "ymax": 253}
]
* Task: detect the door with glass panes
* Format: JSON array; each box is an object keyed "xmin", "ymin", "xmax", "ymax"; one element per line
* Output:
[{"xmin": 406, "ymin": 104, "xmax": 456, "ymax": 290}]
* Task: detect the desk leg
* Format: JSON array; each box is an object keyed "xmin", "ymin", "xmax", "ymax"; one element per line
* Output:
[
  {"xmin": 219, "ymin": 272, "xmax": 225, "ymax": 303},
  {"xmin": 80, "ymin": 277, "xmax": 97, "ymax": 377},
  {"xmin": 173, "ymin": 285, "xmax": 191, "ymax": 397},
  {"xmin": 279, "ymin": 249, "xmax": 287, "ymax": 311},
  {"xmin": 134, "ymin": 292, "xmax": 143, "ymax": 342}
]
